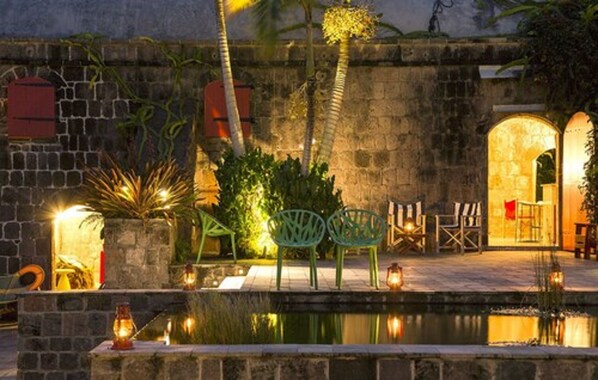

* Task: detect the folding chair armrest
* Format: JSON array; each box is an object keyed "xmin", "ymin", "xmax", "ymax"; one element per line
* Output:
[
  {"xmin": 435, "ymin": 214, "xmax": 456, "ymax": 224},
  {"xmin": 460, "ymin": 214, "xmax": 482, "ymax": 227}
]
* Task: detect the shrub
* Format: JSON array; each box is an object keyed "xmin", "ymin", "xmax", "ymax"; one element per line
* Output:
[{"xmin": 268, "ymin": 156, "xmax": 344, "ymax": 258}]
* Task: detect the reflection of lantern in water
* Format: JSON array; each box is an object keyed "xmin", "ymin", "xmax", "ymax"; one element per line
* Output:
[
  {"xmin": 386, "ymin": 263, "xmax": 404, "ymax": 290},
  {"xmin": 163, "ymin": 318, "xmax": 172, "ymax": 346},
  {"xmin": 549, "ymin": 263, "xmax": 564, "ymax": 290},
  {"xmin": 386, "ymin": 315, "xmax": 404, "ymax": 341},
  {"xmin": 112, "ymin": 303, "xmax": 135, "ymax": 350},
  {"xmin": 183, "ymin": 316, "xmax": 195, "ymax": 334},
  {"xmin": 551, "ymin": 317, "xmax": 565, "ymax": 345},
  {"xmin": 183, "ymin": 263, "xmax": 196, "ymax": 291}
]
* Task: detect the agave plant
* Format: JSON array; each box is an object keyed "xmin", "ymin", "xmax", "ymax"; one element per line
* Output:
[{"xmin": 81, "ymin": 158, "xmax": 197, "ymax": 223}]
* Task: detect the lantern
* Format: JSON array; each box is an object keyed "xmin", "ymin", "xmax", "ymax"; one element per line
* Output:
[
  {"xmin": 111, "ymin": 302, "xmax": 135, "ymax": 350},
  {"xmin": 386, "ymin": 263, "xmax": 404, "ymax": 290},
  {"xmin": 549, "ymin": 263, "xmax": 564, "ymax": 290},
  {"xmin": 183, "ymin": 263, "xmax": 196, "ymax": 291},
  {"xmin": 404, "ymin": 217, "xmax": 415, "ymax": 233},
  {"xmin": 386, "ymin": 314, "xmax": 404, "ymax": 341}
]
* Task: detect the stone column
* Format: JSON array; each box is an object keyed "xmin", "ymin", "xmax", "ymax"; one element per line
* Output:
[{"xmin": 103, "ymin": 218, "xmax": 174, "ymax": 289}]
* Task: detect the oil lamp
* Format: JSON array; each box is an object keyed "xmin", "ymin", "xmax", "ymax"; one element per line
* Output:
[
  {"xmin": 386, "ymin": 263, "xmax": 404, "ymax": 290},
  {"xmin": 111, "ymin": 302, "xmax": 135, "ymax": 350},
  {"xmin": 549, "ymin": 263, "xmax": 564, "ymax": 290},
  {"xmin": 183, "ymin": 263, "xmax": 196, "ymax": 291},
  {"xmin": 404, "ymin": 218, "xmax": 415, "ymax": 233},
  {"xmin": 386, "ymin": 314, "xmax": 404, "ymax": 341}
]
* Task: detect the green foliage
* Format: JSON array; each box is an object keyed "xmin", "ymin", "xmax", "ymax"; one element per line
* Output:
[
  {"xmin": 63, "ymin": 34, "xmax": 208, "ymax": 166},
  {"xmin": 187, "ymin": 293, "xmax": 275, "ymax": 344},
  {"xmin": 535, "ymin": 149, "xmax": 555, "ymax": 202},
  {"xmin": 213, "ymin": 148, "xmax": 279, "ymax": 258},
  {"xmin": 268, "ymin": 156, "xmax": 344, "ymax": 257},
  {"xmin": 532, "ymin": 250, "xmax": 564, "ymax": 316},
  {"xmin": 582, "ymin": 123, "xmax": 598, "ymax": 224},
  {"xmin": 80, "ymin": 157, "xmax": 197, "ymax": 223},
  {"xmin": 214, "ymin": 149, "xmax": 344, "ymax": 259}
]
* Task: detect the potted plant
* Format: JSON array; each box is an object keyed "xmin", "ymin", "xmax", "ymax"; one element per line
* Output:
[{"xmin": 80, "ymin": 158, "xmax": 196, "ymax": 289}]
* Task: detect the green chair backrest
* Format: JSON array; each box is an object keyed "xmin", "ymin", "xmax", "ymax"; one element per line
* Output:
[
  {"xmin": 268, "ymin": 209, "xmax": 326, "ymax": 248},
  {"xmin": 327, "ymin": 209, "xmax": 386, "ymax": 246},
  {"xmin": 197, "ymin": 208, "xmax": 234, "ymax": 237},
  {"xmin": 0, "ymin": 274, "xmax": 25, "ymax": 304}
]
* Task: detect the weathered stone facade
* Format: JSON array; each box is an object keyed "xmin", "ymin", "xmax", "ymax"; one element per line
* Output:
[
  {"xmin": 103, "ymin": 219, "xmax": 174, "ymax": 289},
  {"xmin": 0, "ymin": 38, "xmax": 546, "ymax": 279}
]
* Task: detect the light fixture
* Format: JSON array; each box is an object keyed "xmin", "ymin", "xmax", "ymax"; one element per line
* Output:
[
  {"xmin": 386, "ymin": 263, "xmax": 404, "ymax": 291},
  {"xmin": 111, "ymin": 303, "xmax": 135, "ymax": 350},
  {"xmin": 183, "ymin": 263, "xmax": 196, "ymax": 291},
  {"xmin": 549, "ymin": 263, "xmax": 564, "ymax": 290},
  {"xmin": 404, "ymin": 217, "xmax": 415, "ymax": 233}
]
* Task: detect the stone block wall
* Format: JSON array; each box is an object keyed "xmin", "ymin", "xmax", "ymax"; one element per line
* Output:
[
  {"xmin": 103, "ymin": 219, "xmax": 174, "ymax": 289},
  {"xmin": 90, "ymin": 341, "xmax": 598, "ymax": 380},
  {"xmin": 0, "ymin": 38, "xmax": 546, "ymax": 279}
]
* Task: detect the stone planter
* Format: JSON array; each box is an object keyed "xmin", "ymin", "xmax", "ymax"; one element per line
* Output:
[{"xmin": 103, "ymin": 219, "xmax": 174, "ymax": 289}]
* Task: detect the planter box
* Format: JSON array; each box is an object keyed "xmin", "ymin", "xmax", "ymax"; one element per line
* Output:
[{"xmin": 103, "ymin": 219, "xmax": 174, "ymax": 289}]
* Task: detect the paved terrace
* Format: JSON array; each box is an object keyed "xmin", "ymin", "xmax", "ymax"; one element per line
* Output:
[{"xmin": 241, "ymin": 250, "xmax": 598, "ymax": 292}]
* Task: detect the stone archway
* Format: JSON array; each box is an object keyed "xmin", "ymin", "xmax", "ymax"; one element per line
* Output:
[{"xmin": 487, "ymin": 115, "xmax": 559, "ymax": 247}]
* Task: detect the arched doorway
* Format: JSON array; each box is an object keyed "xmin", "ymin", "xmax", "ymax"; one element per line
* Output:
[
  {"xmin": 562, "ymin": 112, "xmax": 593, "ymax": 250},
  {"xmin": 488, "ymin": 115, "xmax": 559, "ymax": 247}
]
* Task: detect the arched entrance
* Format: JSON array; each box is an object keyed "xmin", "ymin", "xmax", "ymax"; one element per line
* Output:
[
  {"xmin": 487, "ymin": 115, "xmax": 559, "ymax": 247},
  {"xmin": 562, "ymin": 112, "xmax": 593, "ymax": 250}
]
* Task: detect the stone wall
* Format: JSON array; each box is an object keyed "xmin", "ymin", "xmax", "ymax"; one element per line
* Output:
[
  {"xmin": 103, "ymin": 219, "xmax": 174, "ymax": 289},
  {"xmin": 90, "ymin": 341, "xmax": 598, "ymax": 380},
  {"xmin": 0, "ymin": 38, "xmax": 546, "ymax": 278}
]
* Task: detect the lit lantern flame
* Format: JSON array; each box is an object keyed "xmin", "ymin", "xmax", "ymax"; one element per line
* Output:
[
  {"xmin": 404, "ymin": 218, "xmax": 415, "ymax": 233},
  {"xmin": 111, "ymin": 303, "xmax": 135, "ymax": 350},
  {"xmin": 183, "ymin": 316, "xmax": 195, "ymax": 334},
  {"xmin": 386, "ymin": 314, "xmax": 404, "ymax": 341},
  {"xmin": 212, "ymin": 279, "xmax": 219, "ymax": 287},
  {"xmin": 386, "ymin": 263, "xmax": 404, "ymax": 290},
  {"xmin": 237, "ymin": 268, "xmax": 244, "ymax": 275},
  {"xmin": 549, "ymin": 263, "xmax": 564, "ymax": 290},
  {"xmin": 183, "ymin": 263, "xmax": 196, "ymax": 291}
]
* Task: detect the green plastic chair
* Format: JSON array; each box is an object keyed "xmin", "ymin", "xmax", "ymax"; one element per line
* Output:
[
  {"xmin": 327, "ymin": 209, "xmax": 386, "ymax": 290},
  {"xmin": 267, "ymin": 209, "xmax": 326, "ymax": 290},
  {"xmin": 196, "ymin": 209, "xmax": 237, "ymax": 263}
]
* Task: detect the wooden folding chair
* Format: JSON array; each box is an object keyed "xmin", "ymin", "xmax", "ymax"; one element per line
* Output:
[
  {"xmin": 387, "ymin": 201, "xmax": 426, "ymax": 254},
  {"xmin": 435, "ymin": 202, "xmax": 482, "ymax": 254}
]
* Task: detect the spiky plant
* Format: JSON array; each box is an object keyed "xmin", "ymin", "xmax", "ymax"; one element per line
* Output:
[{"xmin": 81, "ymin": 158, "xmax": 196, "ymax": 223}]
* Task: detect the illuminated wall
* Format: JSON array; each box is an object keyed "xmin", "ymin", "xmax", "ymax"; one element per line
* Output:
[
  {"xmin": 562, "ymin": 112, "xmax": 593, "ymax": 250},
  {"xmin": 488, "ymin": 116, "xmax": 558, "ymax": 244}
]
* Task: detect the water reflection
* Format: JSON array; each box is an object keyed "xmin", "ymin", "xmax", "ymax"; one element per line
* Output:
[{"xmin": 136, "ymin": 310, "xmax": 598, "ymax": 347}]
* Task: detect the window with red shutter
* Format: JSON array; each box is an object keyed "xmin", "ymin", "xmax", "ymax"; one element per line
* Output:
[
  {"xmin": 7, "ymin": 77, "xmax": 56, "ymax": 139},
  {"xmin": 204, "ymin": 80, "xmax": 251, "ymax": 138}
]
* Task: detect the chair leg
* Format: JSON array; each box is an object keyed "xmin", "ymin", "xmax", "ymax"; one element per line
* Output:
[
  {"xmin": 276, "ymin": 246, "xmax": 284, "ymax": 290},
  {"xmin": 336, "ymin": 246, "xmax": 344, "ymax": 290},
  {"xmin": 368, "ymin": 247, "xmax": 374, "ymax": 286},
  {"xmin": 230, "ymin": 233, "xmax": 237, "ymax": 263},
  {"xmin": 196, "ymin": 233, "xmax": 207, "ymax": 264},
  {"xmin": 370, "ymin": 247, "xmax": 379, "ymax": 290},
  {"xmin": 310, "ymin": 246, "xmax": 318, "ymax": 290}
]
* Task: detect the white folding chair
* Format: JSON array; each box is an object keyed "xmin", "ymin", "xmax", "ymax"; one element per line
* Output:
[
  {"xmin": 387, "ymin": 201, "xmax": 426, "ymax": 253},
  {"xmin": 435, "ymin": 202, "xmax": 482, "ymax": 254}
]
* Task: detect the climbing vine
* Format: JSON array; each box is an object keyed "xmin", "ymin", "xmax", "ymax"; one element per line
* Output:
[{"xmin": 64, "ymin": 33, "xmax": 210, "ymax": 166}]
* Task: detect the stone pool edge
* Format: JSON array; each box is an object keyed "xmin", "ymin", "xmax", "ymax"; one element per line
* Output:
[{"xmin": 90, "ymin": 341, "xmax": 598, "ymax": 379}]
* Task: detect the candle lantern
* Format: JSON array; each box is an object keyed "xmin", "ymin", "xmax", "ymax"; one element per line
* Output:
[
  {"xmin": 386, "ymin": 263, "xmax": 404, "ymax": 290},
  {"xmin": 549, "ymin": 263, "xmax": 564, "ymax": 290},
  {"xmin": 183, "ymin": 263, "xmax": 196, "ymax": 291},
  {"xmin": 404, "ymin": 218, "xmax": 415, "ymax": 233},
  {"xmin": 111, "ymin": 302, "xmax": 135, "ymax": 350},
  {"xmin": 386, "ymin": 314, "xmax": 404, "ymax": 341}
]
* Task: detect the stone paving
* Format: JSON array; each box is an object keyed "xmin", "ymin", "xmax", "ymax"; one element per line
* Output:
[{"xmin": 242, "ymin": 250, "xmax": 598, "ymax": 292}]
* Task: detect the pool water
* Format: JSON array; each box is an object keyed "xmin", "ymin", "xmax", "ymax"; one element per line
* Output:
[{"xmin": 135, "ymin": 305, "xmax": 598, "ymax": 347}]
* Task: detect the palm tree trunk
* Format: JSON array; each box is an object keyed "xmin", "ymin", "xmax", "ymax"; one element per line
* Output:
[
  {"xmin": 301, "ymin": 2, "xmax": 316, "ymax": 175},
  {"xmin": 215, "ymin": 0, "xmax": 246, "ymax": 157},
  {"xmin": 317, "ymin": 33, "xmax": 350, "ymax": 164}
]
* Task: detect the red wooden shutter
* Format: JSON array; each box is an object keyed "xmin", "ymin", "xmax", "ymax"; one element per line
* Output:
[
  {"xmin": 204, "ymin": 80, "xmax": 251, "ymax": 138},
  {"xmin": 7, "ymin": 77, "xmax": 56, "ymax": 139}
]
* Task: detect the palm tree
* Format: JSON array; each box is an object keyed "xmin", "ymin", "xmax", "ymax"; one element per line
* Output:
[
  {"xmin": 228, "ymin": 0, "xmax": 318, "ymax": 175},
  {"xmin": 316, "ymin": 1, "xmax": 376, "ymax": 164},
  {"xmin": 216, "ymin": 0, "xmax": 246, "ymax": 157}
]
